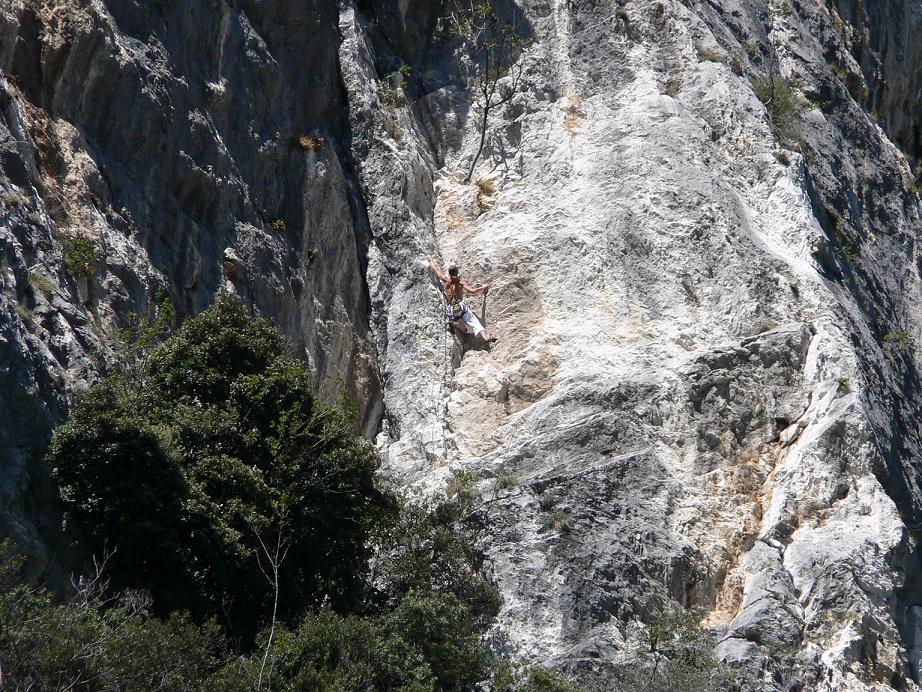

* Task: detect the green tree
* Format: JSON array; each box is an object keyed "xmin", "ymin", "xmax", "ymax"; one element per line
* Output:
[
  {"xmin": 620, "ymin": 606, "xmax": 733, "ymax": 691},
  {"xmin": 0, "ymin": 541, "xmax": 225, "ymax": 691},
  {"xmin": 48, "ymin": 295, "xmax": 395, "ymax": 640},
  {"xmin": 370, "ymin": 489, "xmax": 502, "ymax": 620}
]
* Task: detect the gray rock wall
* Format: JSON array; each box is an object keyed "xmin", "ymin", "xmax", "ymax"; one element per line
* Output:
[
  {"xmin": 0, "ymin": 0, "xmax": 379, "ymax": 574},
  {"xmin": 346, "ymin": 0, "xmax": 922, "ymax": 687}
]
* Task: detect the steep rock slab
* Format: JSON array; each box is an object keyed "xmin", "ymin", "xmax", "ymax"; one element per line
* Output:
[{"xmin": 360, "ymin": 0, "xmax": 922, "ymax": 686}]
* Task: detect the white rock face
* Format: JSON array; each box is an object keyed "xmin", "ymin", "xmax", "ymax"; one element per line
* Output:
[{"xmin": 342, "ymin": 0, "xmax": 922, "ymax": 686}]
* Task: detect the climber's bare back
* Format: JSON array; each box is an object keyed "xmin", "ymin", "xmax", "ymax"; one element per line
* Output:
[{"xmin": 443, "ymin": 278, "xmax": 467, "ymax": 302}]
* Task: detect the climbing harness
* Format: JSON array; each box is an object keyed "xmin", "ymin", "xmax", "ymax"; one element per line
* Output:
[
  {"xmin": 448, "ymin": 298, "xmax": 467, "ymax": 319},
  {"xmin": 446, "ymin": 299, "xmax": 472, "ymax": 332}
]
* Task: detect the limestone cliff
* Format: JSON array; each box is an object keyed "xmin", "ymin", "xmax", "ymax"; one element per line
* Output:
[
  {"xmin": 347, "ymin": 0, "xmax": 922, "ymax": 687},
  {"xmin": 2, "ymin": 0, "xmax": 922, "ymax": 688}
]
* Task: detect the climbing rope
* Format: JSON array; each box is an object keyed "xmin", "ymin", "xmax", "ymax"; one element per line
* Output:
[{"xmin": 437, "ymin": 299, "xmax": 454, "ymax": 461}]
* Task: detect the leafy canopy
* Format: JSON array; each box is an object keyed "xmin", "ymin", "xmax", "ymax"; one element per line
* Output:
[{"xmin": 49, "ymin": 294, "xmax": 395, "ymax": 639}]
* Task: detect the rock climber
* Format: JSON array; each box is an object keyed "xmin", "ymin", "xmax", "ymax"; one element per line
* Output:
[{"xmin": 428, "ymin": 255, "xmax": 498, "ymax": 344}]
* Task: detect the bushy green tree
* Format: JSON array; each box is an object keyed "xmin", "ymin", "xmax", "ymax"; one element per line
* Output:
[
  {"xmin": 0, "ymin": 541, "xmax": 225, "ymax": 691},
  {"xmin": 370, "ymin": 484, "xmax": 502, "ymax": 620},
  {"xmin": 216, "ymin": 488, "xmax": 503, "ymax": 690},
  {"xmin": 48, "ymin": 295, "xmax": 395, "ymax": 639},
  {"xmin": 212, "ymin": 593, "xmax": 485, "ymax": 691}
]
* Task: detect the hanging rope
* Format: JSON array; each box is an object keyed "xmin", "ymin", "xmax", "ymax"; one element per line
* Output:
[{"xmin": 432, "ymin": 295, "xmax": 452, "ymax": 463}]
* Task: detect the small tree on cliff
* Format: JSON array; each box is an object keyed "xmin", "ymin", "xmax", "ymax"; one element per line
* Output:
[{"xmin": 446, "ymin": 1, "xmax": 531, "ymax": 184}]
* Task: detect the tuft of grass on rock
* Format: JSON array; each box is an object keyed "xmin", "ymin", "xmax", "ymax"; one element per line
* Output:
[
  {"xmin": 448, "ymin": 469, "xmax": 479, "ymax": 501},
  {"xmin": 493, "ymin": 474, "xmax": 518, "ymax": 493},
  {"xmin": 883, "ymin": 331, "xmax": 910, "ymax": 347},
  {"xmin": 299, "ymin": 134, "xmax": 324, "ymax": 152},
  {"xmin": 29, "ymin": 272, "xmax": 54, "ymax": 296},
  {"xmin": 548, "ymin": 510, "xmax": 570, "ymax": 532},
  {"xmin": 61, "ymin": 233, "xmax": 98, "ymax": 280},
  {"xmin": 476, "ymin": 178, "xmax": 496, "ymax": 196},
  {"xmin": 15, "ymin": 303, "xmax": 34, "ymax": 325},
  {"xmin": 538, "ymin": 491, "xmax": 556, "ymax": 512}
]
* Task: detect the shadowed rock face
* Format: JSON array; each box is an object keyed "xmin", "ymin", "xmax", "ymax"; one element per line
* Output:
[
  {"xmin": 2, "ymin": 0, "xmax": 922, "ymax": 687},
  {"xmin": 0, "ymin": 0, "xmax": 379, "ymax": 576},
  {"xmin": 831, "ymin": 0, "xmax": 922, "ymax": 171}
]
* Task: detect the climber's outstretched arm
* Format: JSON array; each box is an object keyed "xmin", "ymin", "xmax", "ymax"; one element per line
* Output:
[
  {"xmin": 427, "ymin": 255, "xmax": 448, "ymax": 283},
  {"xmin": 463, "ymin": 281, "xmax": 490, "ymax": 295}
]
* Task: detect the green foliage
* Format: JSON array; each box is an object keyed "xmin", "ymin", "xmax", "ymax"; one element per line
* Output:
[
  {"xmin": 214, "ymin": 592, "xmax": 486, "ymax": 691},
  {"xmin": 0, "ymin": 541, "xmax": 225, "ymax": 691},
  {"xmin": 15, "ymin": 303, "xmax": 34, "ymax": 325},
  {"xmin": 213, "ymin": 488, "xmax": 502, "ymax": 690},
  {"xmin": 335, "ymin": 376, "xmax": 360, "ymax": 426},
  {"xmin": 841, "ymin": 241, "xmax": 859, "ymax": 263},
  {"xmin": 494, "ymin": 472, "xmax": 519, "ymax": 492},
  {"xmin": 61, "ymin": 232, "xmax": 98, "ymax": 280},
  {"xmin": 618, "ymin": 606, "xmax": 733, "ymax": 691},
  {"xmin": 28, "ymin": 271, "xmax": 54, "ymax": 296},
  {"xmin": 825, "ymin": 56, "xmax": 868, "ymax": 101},
  {"xmin": 1, "ymin": 483, "xmax": 505, "ymax": 690},
  {"xmin": 447, "ymin": 468, "xmax": 480, "ymax": 502},
  {"xmin": 380, "ymin": 589, "xmax": 490, "ymax": 687},
  {"xmin": 493, "ymin": 661, "xmax": 584, "ymax": 691},
  {"xmin": 883, "ymin": 331, "xmax": 910, "ymax": 347},
  {"xmin": 371, "ymin": 488, "xmax": 502, "ymax": 622},
  {"xmin": 523, "ymin": 666, "xmax": 585, "ymax": 691},
  {"xmin": 538, "ymin": 491, "xmax": 556, "ymax": 511},
  {"xmin": 750, "ymin": 73, "xmax": 805, "ymax": 144},
  {"xmin": 115, "ymin": 288, "xmax": 175, "ymax": 388},
  {"xmin": 399, "ymin": 63, "xmax": 413, "ymax": 90},
  {"xmin": 772, "ymin": 149, "xmax": 791, "ymax": 166},
  {"xmin": 48, "ymin": 294, "xmax": 395, "ymax": 639},
  {"xmin": 838, "ymin": 377, "xmax": 851, "ymax": 393},
  {"xmin": 548, "ymin": 510, "xmax": 570, "ymax": 531}
]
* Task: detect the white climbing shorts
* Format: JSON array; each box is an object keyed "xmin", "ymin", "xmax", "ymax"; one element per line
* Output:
[{"xmin": 455, "ymin": 306, "xmax": 484, "ymax": 335}]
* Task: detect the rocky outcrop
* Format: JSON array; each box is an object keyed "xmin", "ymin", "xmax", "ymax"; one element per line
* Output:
[
  {"xmin": 345, "ymin": 0, "xmax": 922, "ymax": 687},
  {"xmin": 0, "ymin": 0, "xmax": 379, "ymax": 573},
  {"xmin": 2, "ymin": 0, "xmax": 922, "ymax": 688}
]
